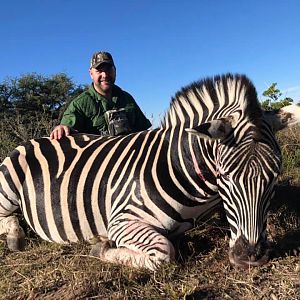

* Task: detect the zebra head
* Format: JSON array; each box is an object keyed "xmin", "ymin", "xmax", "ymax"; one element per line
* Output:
[{"xmin": 186, "ymin": 103, "xmax": 300, "ymax": 268}]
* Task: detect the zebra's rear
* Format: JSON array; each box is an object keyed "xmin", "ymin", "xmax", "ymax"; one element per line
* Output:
[{"xmin": 0, "ymin": 134, "xmax": 114, "ymax": 244}]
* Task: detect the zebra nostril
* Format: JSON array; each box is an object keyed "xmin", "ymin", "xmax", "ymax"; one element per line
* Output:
[{"xmin": 249, "ymin": 254, "xmax": 256, "ymax": 262}]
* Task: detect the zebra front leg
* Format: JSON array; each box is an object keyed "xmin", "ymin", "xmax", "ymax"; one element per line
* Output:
[
  {"xmin": 90, "ymin": 221, "xmax": 175, "ymax": 270},
  {"xmin": 0, "ymin": 215, "xmax": 25, "ymax": 251}
]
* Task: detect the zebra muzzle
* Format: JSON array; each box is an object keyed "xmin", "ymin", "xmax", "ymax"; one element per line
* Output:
[{"xmin": 228, "ymin": 235, "xmax": 270, "ymax": 268}]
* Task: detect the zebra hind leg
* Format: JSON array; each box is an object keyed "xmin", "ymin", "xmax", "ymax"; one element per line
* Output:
[
  {"xmin": 90, "ymin": 221, "xmax": 175, "ymax": 270},
  {"xmin": 0, "ymin": 215, "xmax": 25, "ymax": 251},
  {"xmin": 0, "ymin": 191, "xmax": 25, "ymax": 251}
]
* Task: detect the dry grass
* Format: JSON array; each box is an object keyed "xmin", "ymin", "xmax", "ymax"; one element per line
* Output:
[
  {"xmin": 1, "ymin": 206, "xmax": 299, "ymax": 300},
  {"xmin": 0, "ymin": 127, "xmax": 299, "ymax": 300}
]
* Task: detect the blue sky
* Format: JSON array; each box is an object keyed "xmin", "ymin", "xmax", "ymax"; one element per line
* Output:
[{"xmin": 1, "ymin": 0, "xmax": 300, "ymax": 124}]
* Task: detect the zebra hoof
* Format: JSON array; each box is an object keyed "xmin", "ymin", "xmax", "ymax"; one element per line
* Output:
[
  {"xmin": 89, "ymin": 241, "xmax": 110, "ymax": 257},
  {"xmin": 7, "ymin": 236, "xmax": 26, "ymax": 251}
]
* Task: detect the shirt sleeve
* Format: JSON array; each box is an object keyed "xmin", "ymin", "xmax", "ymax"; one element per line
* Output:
[
  {"xmin": 132, "ymin": 101, "xmax": 152, "ymax": 131},
  {"xmin": 122, "ymin": 92, "xmax": 152, "ymax": 131},
  {"xmin": 60, "ymin": 98, "xmax": 86, "ymax": 131}
]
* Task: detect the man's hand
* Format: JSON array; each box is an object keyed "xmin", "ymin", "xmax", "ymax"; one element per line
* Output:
[{"xmin": 50, "ymin": 125, "xmax": 71, "ymax": 140}]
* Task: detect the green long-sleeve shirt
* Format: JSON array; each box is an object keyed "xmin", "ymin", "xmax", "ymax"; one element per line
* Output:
[{"xmin": 60, "ymin": 84, "xmax": 151, "ymax": 135}]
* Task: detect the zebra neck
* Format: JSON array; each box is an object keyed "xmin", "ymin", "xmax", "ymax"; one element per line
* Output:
[{"xmin": 165, "ymin": 128, "xmax": 218, "ymax": 198}]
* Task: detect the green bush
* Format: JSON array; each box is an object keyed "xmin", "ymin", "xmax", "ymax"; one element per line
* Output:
[{"xmin": 0, "ymin": 73, "xmax": 87, "ymax": 161}]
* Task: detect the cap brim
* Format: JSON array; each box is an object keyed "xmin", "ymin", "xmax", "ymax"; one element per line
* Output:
[{"xmin": 91, "ymin": 61, "xmax": 114, "ymax": 69}]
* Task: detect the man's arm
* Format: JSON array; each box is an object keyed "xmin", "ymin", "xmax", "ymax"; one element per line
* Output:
[
  {"xmin": 134, "ymin": 105, "xmax": 152, "ymax": 131},
  {"xmin": 50, "ymin": 97, "xmax": 83, "ymax": 140},
  {"xmin": 122, "ymin": 92, "xmax": 151, "ymax": 131},
  {"xmin": 130, "ymin": 96, "xmax": 152, "ymax": 131}
]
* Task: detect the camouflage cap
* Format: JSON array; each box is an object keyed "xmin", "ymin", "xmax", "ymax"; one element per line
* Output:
[{"xmin": 90, "ymin": 51, "xmax": 115, "ymax": 69}]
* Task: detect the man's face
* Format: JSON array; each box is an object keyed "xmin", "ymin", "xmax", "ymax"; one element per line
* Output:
[{"xmin": 90, "ymin": 63, "xmax": 116, "ymax": 94}]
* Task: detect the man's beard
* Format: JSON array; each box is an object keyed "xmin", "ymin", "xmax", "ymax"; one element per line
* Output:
[{"xmin": 99, "ymin": 79, "xmax": 113, "ymax": 87}]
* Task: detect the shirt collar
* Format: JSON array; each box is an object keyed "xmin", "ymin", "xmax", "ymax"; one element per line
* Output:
[
  {"xmin": 89, "ymin": 84, "xmax": 121, "ymax": 104},
  {"xmin": 89, "ymin": 83, "xmax": 121, "ymax": 106}
]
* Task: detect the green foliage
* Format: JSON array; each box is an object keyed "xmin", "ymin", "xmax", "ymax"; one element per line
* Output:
[
  {"xmin": 261, "ymin": 82, "xmax": 293, "ymax": 110},
  {"xmin": 0, "ymin": 73, "xmax": 88, "ymax": 160},
  {"xmin": 0, "ymin": 73, "xmax": 87, "ymax": 118}
]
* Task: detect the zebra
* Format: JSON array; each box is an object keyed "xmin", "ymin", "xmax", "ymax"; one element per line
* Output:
[{"xmin": 0, "ymin": 74, "xmax": 299, "ymax": 270}]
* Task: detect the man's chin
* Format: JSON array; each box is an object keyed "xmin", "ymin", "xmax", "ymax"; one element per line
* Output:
[{"xmin": 98, "ymin": 82, "xmax": 113, "ymax": 91}]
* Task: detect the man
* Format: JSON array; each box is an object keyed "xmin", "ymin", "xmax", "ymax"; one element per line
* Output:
[{"xmin": 50, "ymin": 51, "xmax": 151, "ymax": 139}]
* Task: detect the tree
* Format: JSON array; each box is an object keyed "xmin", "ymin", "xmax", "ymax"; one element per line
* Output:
[
  {"xmin": 0, "ymin": 73, "xmax": 87, "ymax": 119},
  {"xmin": 0, "ymin": 73, "xmax": 88, "ymax": 159},
  {"xmin": 261, "ymin": 82, "xmax": 293, "ymax": 110}
]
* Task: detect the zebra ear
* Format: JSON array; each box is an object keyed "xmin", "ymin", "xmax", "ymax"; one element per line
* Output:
[
  {"xmin": 264, "ymin": 104, "xmax": 300, "ymax": 132},
  {"xmin": 185, "ymin": 114, "xmax": 239, "ymax": 140}
]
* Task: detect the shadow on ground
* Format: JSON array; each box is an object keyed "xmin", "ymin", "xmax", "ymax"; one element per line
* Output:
[
  {"xmin": 270, "ymin": 184, "xmax": 300, "ymax": 258},
  {"xmin": 173, "ymin": 205, "xmax": 229, "ymax": 264},
  {"xmin": 272, "ymin": 184, "xmax": 300, "ymax": 215}
]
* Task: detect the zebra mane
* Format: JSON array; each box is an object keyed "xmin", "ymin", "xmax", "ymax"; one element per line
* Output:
[{"xmin": 160, "ymin": 73, "xmax": 262, "ymax": 129}]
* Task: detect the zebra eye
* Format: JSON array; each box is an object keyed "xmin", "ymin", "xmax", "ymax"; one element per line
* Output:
[
  {"xmin": 222, "ymin": 173, "xmax": 230, "ymax": 180},
  {"xmin": 217, "ymin": 169, "xmax": 230, "ymax": 180}
]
